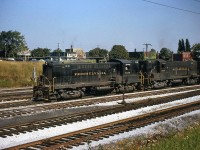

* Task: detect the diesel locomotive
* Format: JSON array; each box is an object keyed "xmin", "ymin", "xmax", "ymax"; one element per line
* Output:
[{"xmin": 32, "ymin": 59, "xmax": 200, "ymax": 101}]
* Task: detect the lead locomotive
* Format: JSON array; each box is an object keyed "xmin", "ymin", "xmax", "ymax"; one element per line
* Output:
[{"xmin": 33, "ymin": 59, "xmax": 200, "ymax": 101}]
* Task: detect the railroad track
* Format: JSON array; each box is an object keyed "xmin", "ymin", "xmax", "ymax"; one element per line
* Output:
[
  {"xmin": 0, "ymin": 100, "xmax": 42, "ymax": 109},
  {"xmin": 0, "ymin": 89, "xmax": 200, "ymax": 138},
  {"xmin": 7, "ymin": 99, "xmax": 200, "ymax": 149},
  {"xmin": 0, "ymin": 87, "xmax": 32, "ymax": 93},
  {"xmin": 0, "ymin": 87, "xmax": 32, "ymax": 102},
  {"xmin": 1, "ymin": 85, "xmax": 200, "ymax": 109},
  {"xmin": 0, "ymin": 85, "xmax": 200, "ymax": 119}
]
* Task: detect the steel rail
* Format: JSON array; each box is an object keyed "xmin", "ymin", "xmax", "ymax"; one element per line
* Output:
[
  {"xmin": 0, "ymin": 90, "xmax": 199, "ymax": 137},
  {"xmin": 0, "ymin": 86, "xmax": 199, "ymax": 119},
  {"xmin": 8, "ymin": 100, "xmax": 200, "ymax": 150}
]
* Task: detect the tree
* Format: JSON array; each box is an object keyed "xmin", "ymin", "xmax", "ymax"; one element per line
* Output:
[
  {"xmin": 185, "ymin": 38, "xmax": 191, "ymax": 52},
  {"xmin": 181, "ymin": 39, "xmax": 185, "ymax": 52},
  {"xmin": 178, "ymin": 39, "xmax": 188, "ymax": 53},
  {"xmin": 159, "ymin": 48, "xmax": 172, "ymax": 60},
  {"xmin": 89, "ymin": 47, "xmax": 108, "ymax": 57},
  {"xmin": 0, "ymin": 30, "xmax": 28, "ymax": 57},
  {"xmin": 178, "ymin": 40, "xmax": 183, "ymax": 53},
  {"xmin": 191, "ymin": 43, "xmax": 200, "ymax": 60},
  {"xmin": 109, "ymin": 45, "xmax": 129, "ymax": 60},
  {"xmin": 150, "ymin": 49, "xmax": 156, "ymax": 53},
  {"xmin": 31, "ymin": 48, "xmax": 51, "ymax": 57}
]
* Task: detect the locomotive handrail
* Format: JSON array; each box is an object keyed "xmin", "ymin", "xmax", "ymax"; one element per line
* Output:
[
  {"xmin": 139, "ymin": 72, "xmax": 144, "ymax": 84},
  {"xmin": 52, "ymin": 77, "xmax": 56, "ymax": 92},
  {"xmin": 44, "ymin": 76, "xmax": 52, "ymax": 92},
  {"xmin": 148, "ymin": 74, "xmax": 152, "ymax": 84}
]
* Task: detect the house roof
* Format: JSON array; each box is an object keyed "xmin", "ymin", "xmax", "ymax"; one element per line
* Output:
[{"xmin": 17, "ymin": 50, "xmax": 31, "ymax": 56}]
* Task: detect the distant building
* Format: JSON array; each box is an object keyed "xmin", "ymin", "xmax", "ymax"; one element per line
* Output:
[
  {"xmin": 0, "ymin": 50, "xmax": 5, "ymax": 58},
  {"xmin": 17, "ymin": 50, "xmax": 31, "ymax": 61},
  {"xmin": 66, "ymin": 52, "xmax": 77, "ymax": 61},
  {"xmin": 144, "ymin": 51, "xmax": 157, "ymax": 60},
  {"xmin": 51, "ymin": 51, "xmax": 65, "ymax": 57},
  {"xmin": 173, "ymin": 52, "xmax": 192, "ymax": 61},
  {"xmin": 129, "ymin": 51, "xmax": 144, "ymax": 60},
  {"xmin": 129, "ymin": 49, "xmax": 157, "ymax": 60},
  {"xmin": 65, "ymin": 46, "xmax": 86, "ymax": 60}
]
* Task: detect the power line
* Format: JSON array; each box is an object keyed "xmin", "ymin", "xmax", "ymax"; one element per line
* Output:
[{"xmin": 142, "ymin": 0, "xmax": 200, "ymax": 15}]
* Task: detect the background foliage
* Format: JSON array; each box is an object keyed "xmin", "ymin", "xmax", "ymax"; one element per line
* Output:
[
  {"xmin": 89, "ymin": 47, "xmax": 108, "ymax": 58},
  {"xmin": 159, "ymin": 48, "xmax": 172, "ymax": 60},
  {"xmin": 31, "ymin": 48, "xmax": 51, "ymax": 57},
  {"xmin": 0, "ymin": 30, "xmax": 28, "ymax": 57},
  {"xmin": 109, "ymin": 45, "xmax": 129, "ymax": 60}
]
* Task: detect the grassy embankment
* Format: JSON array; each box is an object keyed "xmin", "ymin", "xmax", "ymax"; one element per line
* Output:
[
  {"xmin": 0, "ymin": 61, "xmax": 43, "ymax": 88},
  {"xmin": 142, "ymin": 125, "xmax": 200, "ymax": 150},
  {"xmin": 98, "ymin": 124, "xmax": 200, "ymax": 150}
]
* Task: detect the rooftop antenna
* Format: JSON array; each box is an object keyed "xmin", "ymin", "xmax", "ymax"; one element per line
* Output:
[
  {"xmin": 71, "ymin": 44, "xmax": 73, "ymax": 53},
  {"xmin": 57, "ymin": 43, "xmax": 60, "ymax": 57}
]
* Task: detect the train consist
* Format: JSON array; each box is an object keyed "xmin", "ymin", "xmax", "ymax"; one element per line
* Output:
[{"xmin": 33, "ymin": 59, "xmax": 200, "ymax": 101}]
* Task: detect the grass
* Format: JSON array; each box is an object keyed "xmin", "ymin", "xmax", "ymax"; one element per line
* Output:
[
  {"xmin": 0, "ymin": 61, "xmax": 43, "ymax": 88},
  {"xmin": 95, "ymin": 123, "xmax": 200, "ymax": 150},
  {"xmin": 143, "ymin": 125, "xmax": 200, "ymax": 150}
]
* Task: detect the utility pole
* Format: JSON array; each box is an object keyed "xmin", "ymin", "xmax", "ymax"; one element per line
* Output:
[{"xmin": 143, "ymin": 43, "xmax": 152, "ymax": 59}]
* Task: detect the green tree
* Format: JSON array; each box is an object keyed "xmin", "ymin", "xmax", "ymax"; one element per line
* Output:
[
  {"xmin": 150, "ymin": 49, "xmax": 156, "ymax": 53},
  {"xmin": 192, "ymin": 43, "xmax": 200, "ymax": 60},
  {"xmin": 159, "ymin": 48, "xmax": 172, "ymax": 60},
  {"xmin": 89, "ymin": 47, "xmax": 108, "ymax": 57},
  {"xmin": 185, "ymin": 38, "xmax": 191, "ymax": 52},
  {"xmin": 31, "ymin": 48, "xmax": 51, "ymax": 57},
  {"xmin": 109, "ymin": 45, "xmax": 129, "ymax": 60},
  {"xmin": 181, "ymin": 39, "xmax": 185, "ymax": 51},
  {"xmin": 178, "ymin": 39, "xmax": 183, "ymax": 53},
  {"xmin": 0, "ymin": 30, "xmax": 28, "ymax": 57}
]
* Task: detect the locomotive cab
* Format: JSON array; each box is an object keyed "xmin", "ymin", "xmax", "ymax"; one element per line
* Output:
[{"xmin": 110, "ymin": 59, "xmax": 141, "ymax": 92}]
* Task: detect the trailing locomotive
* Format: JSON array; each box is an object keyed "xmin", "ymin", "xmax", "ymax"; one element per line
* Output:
[
  {"xmin": 33, "ymin": 59, "xmax": 200, "ymax": 101},
  {"xmin": 140, "ymin": 59, "xmax": 199, "ymax": 89}
]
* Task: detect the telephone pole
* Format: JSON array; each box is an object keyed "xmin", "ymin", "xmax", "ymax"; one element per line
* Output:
[{"xmin": 143, "ymin": 43, "xmax": 152, "ymax": 59}]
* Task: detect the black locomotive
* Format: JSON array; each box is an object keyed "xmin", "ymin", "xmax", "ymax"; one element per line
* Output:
[{"xmin": 33, "ymin": 59, "xmax": 200, "ymax": 101}]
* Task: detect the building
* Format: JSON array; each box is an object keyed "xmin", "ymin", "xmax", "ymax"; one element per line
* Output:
[
  {"xmin": 173, "ymin": 52, "xmax": 192, "ymax": 61},
  {"xmin": 66, "ymin": 52, "xmax": 77, "ymax": 61},
  {"xmin": 144, "ymin": 51, "xmax": 157, "ymax": 60},
  {"xmin": 65, "ymin": 46, "xmax": 86, "ymax": 60},
  {"xmin": 129, "ymin": 49, "xmax": 157, "ymax": 60},
  {"xmin": 129, "ymin": 51, "xmax": 144, "ymax": 60},
  {"xmin": 17, "ymin": 50, "xmax": 31, "ymax": 61}
]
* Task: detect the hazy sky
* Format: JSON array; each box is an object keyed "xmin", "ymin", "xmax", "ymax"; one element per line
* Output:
[{"xmin": 0, "ymin": 0, "xmax": 200, "ymax": 52}]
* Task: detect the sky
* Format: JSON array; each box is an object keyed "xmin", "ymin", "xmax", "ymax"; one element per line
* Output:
[{"xmin": 0, "ymin": 0, "xmax": 200, "ymax": 52}]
